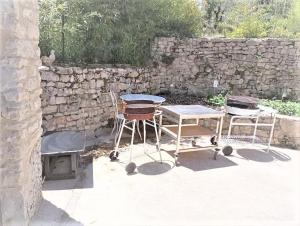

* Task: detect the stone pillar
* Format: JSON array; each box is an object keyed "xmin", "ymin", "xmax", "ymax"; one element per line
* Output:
[{"xmin": 0, "ymin": 0, "xmax": 42, "ymax": 225}]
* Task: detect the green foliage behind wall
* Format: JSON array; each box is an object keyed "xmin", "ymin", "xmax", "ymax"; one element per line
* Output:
[
  {"xmin": 202, "ymin": 0, "xmax": 300, "ymax": 38},
  {"xmin": 39, "ymin": 0, "xmax": 202, "ymax": 65},
  {"xmin": 39, "ymin": 0, "xmax": 300, "ymax": 65}
]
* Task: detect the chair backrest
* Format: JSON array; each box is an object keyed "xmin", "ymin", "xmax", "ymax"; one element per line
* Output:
[
  {"xmin": 109, "ymin": 90, "xmax": 119, "ymax": 116},
  {"xmin": 124, "ymin": 104, "xmax": 155, "ymax": 120}
]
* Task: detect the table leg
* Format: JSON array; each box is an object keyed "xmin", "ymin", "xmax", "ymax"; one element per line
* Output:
[
  {"xmin": 228, "ymin": 116, "xmax": 234, "ymax": 138},
  {"xmin": 158, "ymin": 113, "xmax": 162, "ymax": 139},
  {"xmin": 252, "ymin": 116, "xmax": 259, "ymax": 143},
  {"xmin": 217, "ymin": 116, "xmax": 223, "ymax": 144},
  {"xmin": 214, "ymin": 116, "xmax": 223, "ymax": 160},
  {"xmin": 267, "ymin": 115, "xmax": 276, "ymax": 152},
  {"xmin": 175, "ymin": 118, "xmax": 182, "ymax": 165}
]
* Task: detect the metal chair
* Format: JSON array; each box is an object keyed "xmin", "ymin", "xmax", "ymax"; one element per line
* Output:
[
  {"xmin": 109, "ymin": 91, "xmax": 145, "ymax": 143},
  {"xmin": 109, "ymin": 90, "xmax": 124, "ymax": 144},
  {"xmin": 109, "ymin": 103, "xmax": 162, "ymax": 174}
]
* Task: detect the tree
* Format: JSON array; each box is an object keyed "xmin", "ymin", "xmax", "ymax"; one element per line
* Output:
[
  {"xmin": 201, "ymin": 0, "xmax": 299, "ymax": 38},
  {"xmin": 39, "ymin": 0, "xmax": 203, "ymax": 65}
]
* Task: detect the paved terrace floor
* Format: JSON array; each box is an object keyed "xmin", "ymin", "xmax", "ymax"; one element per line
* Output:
[{"xmin": 32, "ymin": 135, "xmax": 300, "ymax": 226}]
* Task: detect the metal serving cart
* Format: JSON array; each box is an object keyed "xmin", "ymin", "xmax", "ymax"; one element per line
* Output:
[
  {"xmin": 222, "ymin": 95, "xmax": 277, "ymax": 152},
  {"xmin": 226, "ymin": 105, "xmax": 277, "ymax": 151},
  {"xmin": 159, "ymin": 105, "xmax": 231, "ymax": 165}
]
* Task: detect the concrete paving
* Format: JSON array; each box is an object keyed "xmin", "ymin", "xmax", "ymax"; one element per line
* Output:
[{"xmin": 32, "ymin": 136, "xmax": 300, "ymax": 226}]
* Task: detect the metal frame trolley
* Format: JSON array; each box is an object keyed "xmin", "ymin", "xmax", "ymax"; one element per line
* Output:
[
  {"xmin": 159, "ymin": 105, "xmax": 232, "ymax": 165},
  {"xmin": 226, "ymin": 106, "xmax": 277, "ymax": 152}
]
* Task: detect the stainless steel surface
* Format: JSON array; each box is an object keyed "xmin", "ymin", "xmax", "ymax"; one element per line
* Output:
[
  {"xmin": 41, "ymin": 131, "xmax": 86, "ymax": 155},
  {"xmin": 120, "ymin": 94, "xmax": 166, "ymax": 104}
]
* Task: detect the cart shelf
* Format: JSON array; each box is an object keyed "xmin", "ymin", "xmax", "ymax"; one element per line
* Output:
[{"xmin": 161, "ymin": 125, "xmax": 216, "ymax": 139}]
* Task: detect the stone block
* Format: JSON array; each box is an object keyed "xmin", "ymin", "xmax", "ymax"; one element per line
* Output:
[
  {"xmin": 128, "ymin": 71, "xmax": 139, "ymax": 78},
  {"xmin": 56, "ymin": 97, "xmax": 67, "ymax": 104},
  {"xmin": 56, "ymin": 66, "xmax": 73, "ymax": 74},
  {"xmin": 89, "ymin": 79, "xmax": 96, "ymax": 89},
  {"xmin": 60, "ymin": 74, "xmax": 70, "ymax": 82},
  {"xmin": 41, "ymin": 71, "xmax": 59, "ymax": 82},
  {"xmin": 43, "ymin": 105, "xmax": 58, "ymax": 114},
  {"xmin": 100, "ymin": 71, "xmax": 109, "ymax": 79},
  {"xmin": 96, "ymin": 79, "xmax": 104, "ymax": 88}
]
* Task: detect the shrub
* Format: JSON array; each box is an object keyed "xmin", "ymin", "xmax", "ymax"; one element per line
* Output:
[
  {"xmin": 206, "ymin": 94, "xmax": 300, "ymax": 117},
  {"xmin": 207, "ymin": 94, "xmax": 225, "ymax": 106},
  {"xmin": 260, "ymin": 99, "xmax": 300, "ymax": 117},
  {"xmin": 39, "ymin": 0, "xmax": 202, "ymax": 65}
]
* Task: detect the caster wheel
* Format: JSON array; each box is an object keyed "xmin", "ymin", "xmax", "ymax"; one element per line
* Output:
[
  {"xmin": 175, "ymin": 154, "xmax": 180, "ymax": 166},
  {"xmin": 210, "ymin": 136, "xmax": 217, "ymax": 145},
  {"xmin": 125, "ymin": 162, "xmax": 136, "ymax": 174},
  {"xmin": 222, "ymin": 146, "xmax": 233, "ymax": 156},
  {"xmin": 192, "ymin": 140, "xmax": 196, "ymax": 147},
  {"xmin": 109, "ymin": 151, "xmax": 119, "ymax": 161}
]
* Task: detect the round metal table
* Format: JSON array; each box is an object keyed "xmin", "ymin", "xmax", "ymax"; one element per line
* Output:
[{"xmin": 120, "ymin": 94, "xmax": 166, "ymax": 104}]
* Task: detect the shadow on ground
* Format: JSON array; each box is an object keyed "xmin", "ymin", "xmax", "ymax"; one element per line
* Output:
[
  {"xmin": 31, "ymin": 199, "xmax": 83, "ymax": 226},
  {"xmin": 237, "ymin": 149, "xmax": 291, "ymax": 162},
  {"xmin": 137, "ymin": 160, "xmax": 174, "ymax": 175},
  {"xmin": 43, "ymin": 160, "xmax": 94, "ymax": 191},
  {"xmin": 164, "ymin": 150, "xmax": 238, "ymax": 171}
]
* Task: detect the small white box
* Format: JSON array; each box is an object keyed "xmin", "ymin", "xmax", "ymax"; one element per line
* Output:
[{"xmin": 213, "ymin": 80, "xmax": 218, "ymax": 88}]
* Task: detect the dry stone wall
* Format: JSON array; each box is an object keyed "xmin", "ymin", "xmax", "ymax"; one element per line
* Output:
[
  {"xmin": 0, "ymin": 0, "xmax": 42, "ymax": 225},
  {"xmin": 40, "ymin": 37, "xmax": 300, "ymax": 149},
  {"xmin": 40, "ymin": 66, "xmax": 155, "ymax": 137},
  {"xmin": 152, "ymin": 37, "xmax": 300, "ymax": 100}
]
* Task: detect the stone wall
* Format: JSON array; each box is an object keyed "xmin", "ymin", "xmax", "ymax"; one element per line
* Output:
[
  {"xmin": 152, "ymin": 37, "xmax": 300, "ymax": 100},
  {"xmin": 0, "ymin": 0, "xmax": 42, "ymax": 225},
  {"xmin": 40, "ymin": 66, "xmax": 155, "ymax": 137},
  {"xmin": 40, "ymin": 37, "xmax": 300, "ymax": 149}
]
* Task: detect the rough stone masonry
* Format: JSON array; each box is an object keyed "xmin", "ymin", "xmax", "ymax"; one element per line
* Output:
[
  {"xmin": 0, "ymin": 0, "xmax": 43, "ymax": 225},
  {"xmin": 40, "ymin": 38, "xmax": 300, "ymax": 149},
  {"xmin": 152, "ymin": 37, "xmax": 300, "ymax": 99}
]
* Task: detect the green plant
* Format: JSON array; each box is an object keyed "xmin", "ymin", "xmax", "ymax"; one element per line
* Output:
[
  {"xmin": 207, "ymin": 94, "xmax": 225, "ymax": 106},
  {"xmin": 39, "ymin": 0, "xmax": 203, "ymax": 65},
  {"xmin": 201, "ymin": 0, "xmax": 300, "ymax": 38},
  {"xmin": 260, "ymin": 99, "xmax": 300, "ymax": 116}
]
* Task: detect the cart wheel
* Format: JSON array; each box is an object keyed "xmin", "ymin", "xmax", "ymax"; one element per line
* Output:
[
  {"xmin": 125, "ymin": 162, "xmax": 136, "ymax": 174},
  {"xmin": 109, "ymin": 151, "xmax": 119, "ymax": 161},
  {"xmin": 174, "ymin": 154, "xmax": 180, "ymax": 166},
  {"xmin": 210, "ymin": 136, "xmax": 217, "ymax": 145},
  {"xmin": 222, "ymin": 146, "xmax": 233, "ymax": 156},
  {"xmin": 192, "ymin": 140, "xmax": 196, "ymax": 147}
]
